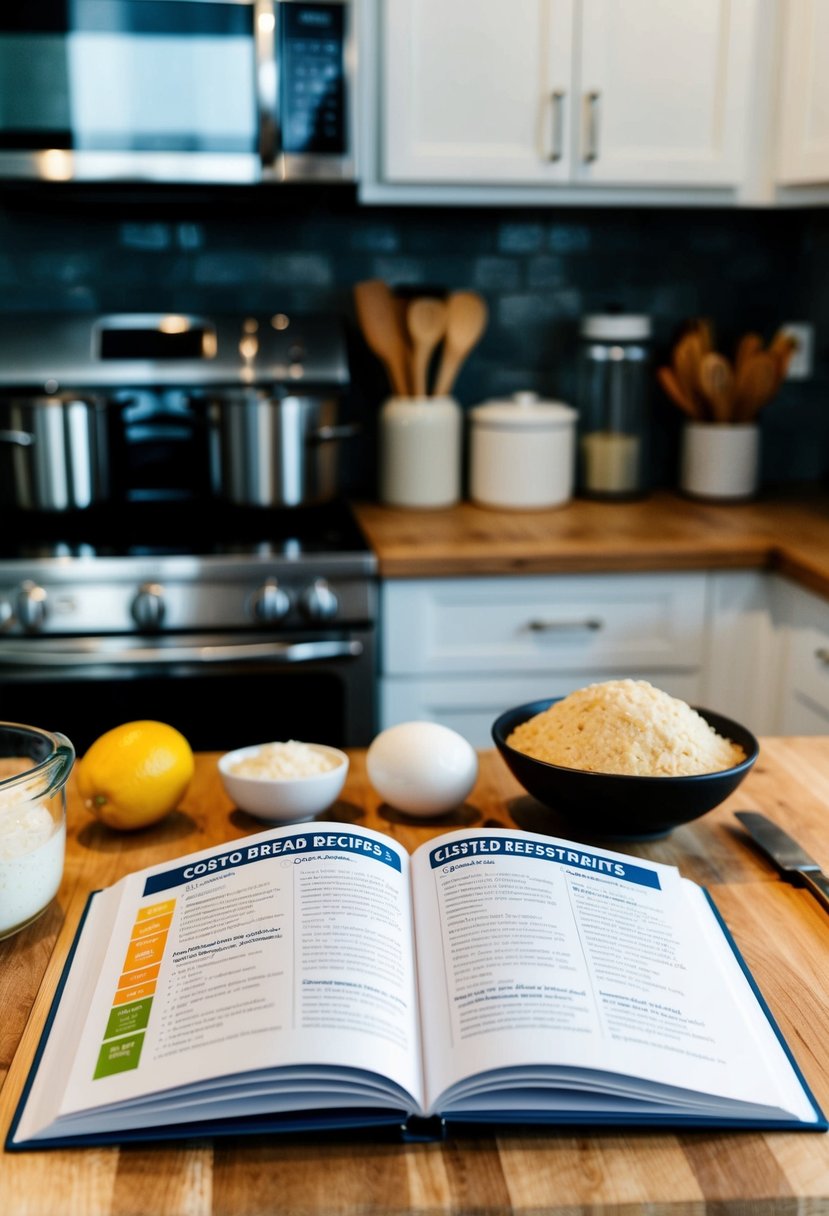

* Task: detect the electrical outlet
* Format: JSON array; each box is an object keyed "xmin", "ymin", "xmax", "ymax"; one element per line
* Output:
[{"xmin": 778, "ymin": 323, "xmax": 814, "ymax": 380}]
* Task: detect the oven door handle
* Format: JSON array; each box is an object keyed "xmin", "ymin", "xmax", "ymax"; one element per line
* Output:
[{"xmin": 0, "ymin": 639, "xmax": 364, "ymax": 667}]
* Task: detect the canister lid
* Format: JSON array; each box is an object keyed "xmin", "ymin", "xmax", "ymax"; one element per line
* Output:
[
  {"xmin": 470, "ymin": 391, "xmax": 577, "ymax": 430},
  {"xmin": 580, "ymin": 314, "xmax": 652, "ymax": 341}
]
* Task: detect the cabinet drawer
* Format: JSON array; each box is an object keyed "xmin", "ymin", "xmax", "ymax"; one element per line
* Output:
[
  {"xmin": 381, "ymin": 574, "xmax": 707, "ymax": 675},
  {"xmin": 381, "ymin": 671, "xmax": 704, "ymax": 749}
]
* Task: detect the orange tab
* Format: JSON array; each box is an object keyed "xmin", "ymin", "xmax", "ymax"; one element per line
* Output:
[
  {"xmin": 113, "ymin": 979, "xmax": 158, "ymax": 1006},
  {"xmin": 123, "ymin": 930, "xmax": 168, "ymax": 971},
  {"xmin": 117, "ymin": 962, "xmax": 160, "ymax": 990},
  {"xmin": 132, "ymin": 913, "xmax": 173, "ymax": 940}
]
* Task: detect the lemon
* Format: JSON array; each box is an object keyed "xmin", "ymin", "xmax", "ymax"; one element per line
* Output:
[{"xmin": 77, "ymin": 720, "xmax": 195, "ymax": 832}]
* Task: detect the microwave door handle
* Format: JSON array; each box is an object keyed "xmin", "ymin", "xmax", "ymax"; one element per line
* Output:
[
  {"xmin": 254, "ymin": 0, "xmax": 279, "ymax": 168},
  {"xmin": 0, "ymin": 639, "xmax": 364, "ymax": 668}
]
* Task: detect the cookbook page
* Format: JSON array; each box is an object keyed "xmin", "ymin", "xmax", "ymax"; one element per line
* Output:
[
  {"xmin": 17, "ymin": 822, "xmax": 423, "ymax": 1141},
  {"xmin": 410, "ymin": 827, "xmax": 817, "ymax": 1120}
]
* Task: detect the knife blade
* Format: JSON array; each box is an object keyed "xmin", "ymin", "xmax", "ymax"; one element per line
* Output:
[{"xmin": 735, "ymin": 811, "xmax": 829, "ymax": 914}]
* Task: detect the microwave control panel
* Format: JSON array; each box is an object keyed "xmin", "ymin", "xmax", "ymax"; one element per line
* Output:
[{"xmin": 280, "ymin": 2, "xmax": 347, "ymax": 155}]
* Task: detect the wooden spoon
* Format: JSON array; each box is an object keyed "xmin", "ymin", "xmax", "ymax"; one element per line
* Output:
[
  {"xmin": 672, "ymin": 332, "xmax": 706, "ymax": 417},
  {"xmin": 769, "ymin": 329, "xmax": 799, "ymax": 380},
  {"xmin": 432, "ymin": 291, "xmax": 488, "ymax": 397},
  {"xmin": 657, "ymin": 366, "xmax": 698, "ymax": 420},
  {"xmin": 698, "ymin": 352, "xmax": 735, "ymax": 423},
  {"xmin": 353, "ymin": 279, "xmax": 411, "ymax": 396},
  {"xmin": 406, "ymin": 297, "xmax": 448, "ymax": 396},
  {"xmin": 735, "ymin": 332, "xmax": 764, "ymax": 376},
  {"xmin": 734, "ymin": 351, "xmax": 781, "ymax": 422}
]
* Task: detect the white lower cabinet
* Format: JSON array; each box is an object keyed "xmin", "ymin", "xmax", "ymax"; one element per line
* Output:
[
  {"xmin": 377, "ymin": 570, "xmax": 829, "ymax": 745},
  {"xmin": 379, "ymin": 572, "xmax": 710, "ymax": 747},
  {"xmin": 772, "ymin": 578, "xmax": 829, "ymax": 733}
]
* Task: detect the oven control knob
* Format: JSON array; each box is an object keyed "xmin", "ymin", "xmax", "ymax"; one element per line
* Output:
[
  {"xmin": 299, "ymin": 578, "xmax": 339, "ymax": 623},
  {"xmin": 249, "ymin": 579, "xmax": 291, "ymax": 624},
  {"xmin": 131, "ymin": 583, "xmax": 165, "ymax": 631},
  {"xmin": 16, "ymin": 581, "xmax": 48, "ymax": 633}
]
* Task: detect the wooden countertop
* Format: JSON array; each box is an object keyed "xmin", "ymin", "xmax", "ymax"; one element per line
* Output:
[
  {"xmin": 3, "ymin": 744, "xmax": 829, "ymax": 1215},
  {"xmin": 352, "ymin": 488, "xmax": 829, "ymax": 597}
]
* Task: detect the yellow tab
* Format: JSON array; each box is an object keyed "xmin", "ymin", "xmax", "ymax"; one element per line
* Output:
[{"xmin": 136, "ymin": 899, "xmax": 176, "ymax": 923}]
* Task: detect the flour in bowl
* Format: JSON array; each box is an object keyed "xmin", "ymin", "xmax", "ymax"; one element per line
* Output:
[
  {"xmin": 230, "ymin": 740, "xmax": 339, "ymax": 780},
  {"xmin": 506, "ymin": 679, "xmax": 746, "ymax": 776}
]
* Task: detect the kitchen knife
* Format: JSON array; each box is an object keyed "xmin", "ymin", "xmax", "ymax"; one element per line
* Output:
[{"xmin": 735, "ymin": 811, "xmax": 829, "ymax": 913}]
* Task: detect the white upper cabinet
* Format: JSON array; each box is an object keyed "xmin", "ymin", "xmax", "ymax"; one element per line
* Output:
[
  {"xmin": 776, "ymin": 0, "xmax": 829, "ymax": 186},
  {"xmin": 383, "ymin": 0, "xmax": 574, "ymax": 184},
  {"xmin": 576, "ymin": 0, "xmax": 752, "ymax": 186},
  {"xmin": 378, "ymin": 0, "xmax": 757, "ymax": 191}
]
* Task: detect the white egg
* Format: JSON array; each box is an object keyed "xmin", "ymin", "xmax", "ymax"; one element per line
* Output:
[{"xmin": 366, "ymin": 721, "xmax": 478, "ymax": 817}]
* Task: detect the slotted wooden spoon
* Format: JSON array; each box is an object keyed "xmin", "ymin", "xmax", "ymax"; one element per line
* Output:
[
  {"xmin": 353, "ymin": 279, "xmax": 411, "ymax": 396},
  {"xmin": 406, "ymin": 297, "xmax": 448, "ymax": 396},
  {"xmin": 433, "ymin": 291, "xmax": 488, "ymax": 397},
  {"xmin": 698, "ymin": 352, "xmax": 735, "ymax": 423}
]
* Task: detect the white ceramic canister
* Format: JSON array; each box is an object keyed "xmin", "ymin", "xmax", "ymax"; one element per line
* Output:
[
  {"xmin": 469, "ymin": 391, "xmax": 577, "ymax": 510},
  {"xmin": 379, "ymin": 395, "xmax": 462, "ymax": 508}
]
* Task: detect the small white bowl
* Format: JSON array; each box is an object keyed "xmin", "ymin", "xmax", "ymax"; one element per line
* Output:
[{"xmin": 217, "ymin": 742, "xmax": 349, "ymax": 823}]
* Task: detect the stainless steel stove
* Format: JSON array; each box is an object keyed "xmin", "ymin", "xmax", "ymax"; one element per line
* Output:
[{"xmin": 0, "ymin": 313, "xmax": 377, "ymax": 755}]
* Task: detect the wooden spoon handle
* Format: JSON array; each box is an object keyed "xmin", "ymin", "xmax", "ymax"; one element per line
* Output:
[
  {"xmin": 657, "ymin": 366, "xmax": 698, "ymax": 419},
  {"xmin": 433, "ymin": 348, "xmax": 464, "ymax": 398}
]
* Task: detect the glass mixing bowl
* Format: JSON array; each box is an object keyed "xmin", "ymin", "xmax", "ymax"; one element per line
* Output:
[{"xmin": 0, "ymin": 722, "xmax": 75, "ymax": 940}]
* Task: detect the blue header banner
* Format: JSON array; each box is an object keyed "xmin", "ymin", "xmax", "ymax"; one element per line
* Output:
[
  {"xmin": 143, "ymin": 831, "xmax": 402, "ymax": 896},
  {"xmin": 427, "ymin": 836, "xmax": 661, "ymax": 890}
]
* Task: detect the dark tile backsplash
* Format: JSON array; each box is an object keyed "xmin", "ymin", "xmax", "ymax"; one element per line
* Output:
[{"xmin": 1, "ymin": 182, "xmax": 828, "ymax": 499}]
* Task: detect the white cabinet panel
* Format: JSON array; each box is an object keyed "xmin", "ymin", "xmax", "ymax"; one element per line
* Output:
[
  {"xmin": 577, "ymin": 0, "xmax": 751, "ymax": 186},
  {"xmin": 381, "ymin": 573, "xmax": 706, "ymax": 675},
  {"xmin": 773, "ymin": 579, "xmax": 829, "ymax": 734},
  {"xmin": 383, "ymin": 0, "xmax": 574, "ymax": 184},
  {"xmin": 776, "ymin": 0, "xmax": 829, "ymax": 185}
]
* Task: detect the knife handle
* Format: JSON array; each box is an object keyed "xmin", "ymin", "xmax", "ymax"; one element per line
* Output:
[{"xmin": 800, "ymin": 871, "xmax": 829, "ymax": 914}]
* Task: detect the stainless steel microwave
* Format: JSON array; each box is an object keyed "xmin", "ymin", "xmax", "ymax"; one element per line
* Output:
[{"xmin": 0, "ymin": 0, "xmax": 354, "ymax": 184}]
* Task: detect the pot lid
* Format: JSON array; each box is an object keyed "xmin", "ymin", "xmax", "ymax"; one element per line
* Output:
[{"xmin": 471, "ymin": 391, "xmax": 577, "ymax": 429}]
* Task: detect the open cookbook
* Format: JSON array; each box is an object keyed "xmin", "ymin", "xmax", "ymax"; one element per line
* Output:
[{"xmin": 8, "ymin": 822, "xmax": 826, "ymax": 1149}]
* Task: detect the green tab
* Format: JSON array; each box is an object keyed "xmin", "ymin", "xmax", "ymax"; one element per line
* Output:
[
  {"xmin": 93, "ymin": 1032, "xmax": 146, "ymax": 1079},
  {"xmin": 103, "ymin": 997, "xmax": 153, "ymax": 1041}
]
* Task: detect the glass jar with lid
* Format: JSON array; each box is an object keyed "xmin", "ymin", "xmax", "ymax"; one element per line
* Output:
[{"xmin": 577, "ymin": 313, "xmax": 652, "ymax": 499}]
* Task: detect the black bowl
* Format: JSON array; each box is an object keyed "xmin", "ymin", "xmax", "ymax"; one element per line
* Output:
[{"xmin": 491, "ymin": 697, "xmax": 759, "ymax": 841}]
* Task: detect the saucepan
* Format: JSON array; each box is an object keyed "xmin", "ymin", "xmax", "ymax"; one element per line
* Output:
[
  {"xmin": 0, "ymin": 394, "xmax": 113, "ymax": 511},
  {"xmin": 208, "ymin": 388, "xmax": 360, "ymax": 508}
]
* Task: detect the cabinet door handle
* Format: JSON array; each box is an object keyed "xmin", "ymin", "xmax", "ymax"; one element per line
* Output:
[
  {"xmin": 547, "ymin": 90, "xmax": 565, "ymax": 162},
  {"xmin": 582, "ymin": 90, "xmax": 600, "ymax": 162},
  {"xmin": 526, "ymin": 618, "xmax": 603, "ymax": 634},
  {"xmin": 815, "ymin": 648, "xmax": 829, "ymax": 665}
]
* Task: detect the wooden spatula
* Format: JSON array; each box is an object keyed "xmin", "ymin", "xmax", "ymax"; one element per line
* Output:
[
  {"xmin": 432, "ymin": 291, "xmax": 488, "ymax": 397},
  {"xmin": 353, "ymin": 279, "xmax": 411, "ymax": 396},
  {"xmin": 406, "ymin": 297, "xmax": 448, "ymax": 396}
]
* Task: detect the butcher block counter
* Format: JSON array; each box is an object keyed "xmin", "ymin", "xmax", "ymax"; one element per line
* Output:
[
  {"xmin": 352, "ymin": 487, "xmax": 829, "ymax": 598},
  {"xmin": 3, "ymin": 743, "xmax": 829, "ymax": 1216}
]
